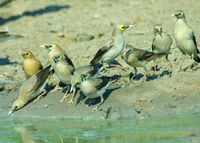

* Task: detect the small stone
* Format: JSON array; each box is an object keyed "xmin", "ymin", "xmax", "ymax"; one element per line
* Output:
[
  {"xmin": 75, "ymin": 33, "xmax": 95, "ymax": 42},
  {"xmin": 57, "ymin": 32, "xmax": 65, "ymax": 38},
  {"xmin": 44, "ymin": 104, "xmax": 48, "ymax": 108}
]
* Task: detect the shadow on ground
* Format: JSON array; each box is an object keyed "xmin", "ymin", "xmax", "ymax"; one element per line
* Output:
[
  {"xmin": 0, "ymin": 57, "xmax": 18, "ymax": 65},
  {"xmin": 0, "ymin": 5, "xmax": 70, "ymax": 25}
]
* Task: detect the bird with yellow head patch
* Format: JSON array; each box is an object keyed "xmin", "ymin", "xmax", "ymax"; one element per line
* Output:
[
  {"xmin": 41, "ymin": 43, "xmax": 75, "ymax": 103},
  {"xmin": 8, "ymin": 65, "xmax": 53, "ymax": 115},
  {"xmin": 21, "ymin": 51, "xmax": 43, "ymax": 79},
  {"xmin": 90, "ymin": 24, "xmax": 133, "ymax": 71}
]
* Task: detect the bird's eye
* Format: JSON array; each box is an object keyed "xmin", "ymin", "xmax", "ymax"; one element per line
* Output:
[
  {"xmin": 121, "ymin": 26, "xmax": 125, "ymax": 29},
  {"xmin": 15, "ymin": 103, "xmax": 20, "ymax": 108}
]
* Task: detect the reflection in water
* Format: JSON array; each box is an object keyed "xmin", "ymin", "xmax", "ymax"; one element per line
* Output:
[
  {"xmin": 0, "ymin": 114, "xmax": 199, "ymax": 143},
  {"xmin": 15, "ymin": 126, "xmax": 45, "ymax": 143}
]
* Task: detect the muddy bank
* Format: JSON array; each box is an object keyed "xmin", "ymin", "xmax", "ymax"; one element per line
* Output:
[{"xmin": 0, "ymin": 70, "xmax": 200, "ymax": 120}]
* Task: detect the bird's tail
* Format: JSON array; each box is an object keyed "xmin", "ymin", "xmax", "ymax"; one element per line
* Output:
[
  {"xmin": 194, "ymin": 54, "xmax": 200, "ymax": 63},
  {"xmin": 154, "ymin": 53, "xmax": 166, "ymax": 60}
]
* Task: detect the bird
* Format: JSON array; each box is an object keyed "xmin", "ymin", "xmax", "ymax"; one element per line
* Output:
[
  {"xmin": 20, "ymin": 51, "xmax": 43, "ymax": 79},
  {"xmin": 152, "ymin": 24, "xmax": 172, "ymax": 60},
  {"xmin": 90, "ymin": 24, "xmax": 133, "ymax": 71},
  {"xmin": 68, "ymin": 64, "xmax": 100, "ymax": 104},
  {"xmin": 8, "ymin": 65, "xmax": 53, "ymax": 115},
  {"xmin": 121, "ymin": 45, "xmax": 166, "ymax": 80},
  {"xmin": 79, "ymin": 75, "xmax": 111, "ymax": 112},
  {"xmin": 172, "ymin": 9, "xmax": 200, "ymax": 63},
  {"xmin": 41, "ymin": 43, "xmax": 75, "ymax": 102}
]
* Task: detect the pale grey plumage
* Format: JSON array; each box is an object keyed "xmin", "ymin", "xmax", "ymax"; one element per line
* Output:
[
  {"xmin": 41, "ymin": 43, "xmax": 75, "ymax": 84},
  {"xmin": 173, "ymin": 10, "xmax": 200, "ymax": 62},
  {"xmin": 90, "ymin": 24, "xmax": 132, "ymax": 65},
  {"xmin": 152, "ymin": 24, "xmax": 172, "ymax": 60},
  {"xmin": 80, "ymin": 76, "xmax": 110, "ymax": 112},
  {"xmin": 64, "ymin": 64, "xmax": 100, "ymax": 104}
]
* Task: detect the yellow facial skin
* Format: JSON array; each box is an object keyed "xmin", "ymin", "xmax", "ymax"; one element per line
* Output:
[{"xmin": 118, "ymin": 24, "xmax": 126, "ymax": 31}]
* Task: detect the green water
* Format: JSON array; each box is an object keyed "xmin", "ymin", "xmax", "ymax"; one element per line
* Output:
[{"xmin": 0, "ymin": 114, "xmax": 200, "ymax": 143}]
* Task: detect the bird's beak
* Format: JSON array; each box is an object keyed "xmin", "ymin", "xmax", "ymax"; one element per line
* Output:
[
  {"xmin": 8, "ymin": 110, "xmax": 14, "ymax": 116},
  {"xmin": 40, "ymin": 44, "xmax": 50, "ymax": 49},
  {"xmin": 125, "ymin": 24, "xmax": 134, "ymax": 29},
  {"xmin": 171, "ymin": 13, "xmax": 175, "ymax": 17}
]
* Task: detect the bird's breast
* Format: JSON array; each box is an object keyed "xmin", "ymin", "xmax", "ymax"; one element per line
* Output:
[{"xmin": 80, "ymin": 81, "xmax": 97, "ymax": 96}]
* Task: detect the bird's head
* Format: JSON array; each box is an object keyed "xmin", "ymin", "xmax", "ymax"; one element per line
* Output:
[
  {"xmin": 172, "ymin": 10, "xmax": 185, "ymax": 19},
  {"xmin": 153, "ymin": 24, "xmax": 163, "ymax": 35},
  {"xmin": 117, "ymin": 24, "xmax": 133, "ymax": 32},
  {"xmin": 41, "ymin": 43, "xmax": 58, "ymax": 51},
  {"xmin": 21, "ymin": 51, "xmax": 34, "ymax": 59},
  {"xmin": 8, "ymin": 100, "xmax": 24, "ymax": 115}
]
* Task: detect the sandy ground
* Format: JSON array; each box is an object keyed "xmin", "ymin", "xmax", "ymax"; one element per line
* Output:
[{"xmin": 0, "ymin": 0, "xmax": 200, "ymax": 119}]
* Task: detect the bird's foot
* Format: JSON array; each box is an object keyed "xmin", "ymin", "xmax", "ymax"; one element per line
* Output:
[
  {"xmin": 92, "ymin": 106, "xmax": 99, "ymax": 112},
  {"xmin": 67, "ymin": 98, "xmax": 74, "ymax": 105},
  {"xmin": 50, "ymin": 86, "xmax": 62, "ymax": 93},
  {"xmin": 59, "ymin": 93, "xmax": 70, "ymax": 103}
]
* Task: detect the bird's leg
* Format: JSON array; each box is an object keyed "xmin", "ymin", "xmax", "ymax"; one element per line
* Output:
[
  {"xmin": 92, "ymin": 95, "xmax": 104, "ymax": 112},
  {"xmin": 143, "ymin": 67, "xmax": 148, "ymax": 82},
  {"xmin": 59, "ymin": 86, "xmax": 71, "ymax": 103},
  {"xmin": 50, "ymin": 83, "xmax": 62, "ymax": 93},
  {"xmin": 67, "ymin": 87, "xmax": 77, "ymax": 105}
]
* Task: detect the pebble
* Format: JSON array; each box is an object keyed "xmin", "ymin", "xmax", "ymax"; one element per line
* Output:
[{"xmin": 75, "ymin": 33, "xmax": 95, "ymax": 42}]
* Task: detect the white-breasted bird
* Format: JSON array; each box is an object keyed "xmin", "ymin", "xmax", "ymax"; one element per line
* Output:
[
  {"xmin": 41, "ymin": 43, "xmax": 75, "ymax": 102},
  {"xmin": 152, "ymin": 24, "xmax": 172, "ymax": 60},
  {"xmin": 90, "ymin": 24, "xmax": 133, "ymax": 70},
  {"xmin": 61, "ymin": 64, "xmax": 100, "ymax": 104},
  {"xmin": 80, "ymin": 75, "xmax": 111, "ymax": 112},
  {"xmin": 172, "ymin": 9, "xmax": 200, "ymax": 62}
]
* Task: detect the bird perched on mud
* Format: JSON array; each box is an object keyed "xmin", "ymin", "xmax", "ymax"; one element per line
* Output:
[
  {"xmin": 80, "ymin": 75, "xmax": 111, "ymax": 112},
  {"xmin": 8, "ymin": 65, "xmax": 53, "ymax": 115},
  {"xmin": 172, "ymin": 10, "xmax": 200, "ymax": 63},
  {"xmin": 90, "ymin": 24, "xmax": 133, "ymax": 70},
  {"xmin": 67, "ymin": 64, "xmax": 100, "ymax": 104},
  {"xmin": 152, "ymin": 24, "xmax": 172, "ymax": 60},
  {"xmin": 20, "ymin": 51, "xmax": 43, "ymax": 79},
  {"xmin": 121, "ymin": 45, "xmax": 166, "ymax": 80},
  {"xmin": 41, "ymin": 43, "xmax": 75, "ymax": 102}
]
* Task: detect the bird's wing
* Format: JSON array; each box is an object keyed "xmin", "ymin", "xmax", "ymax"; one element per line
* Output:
[
  {"xmin": 151, "ymin": 37, "xmax": 156, "ymax": 51},
  {"xmin": 133, "ymin": 48, "xmax": 155, "ymax": 61},
  {"xmin": 27, "ymin": 65, "xmax": 51, "ymax": 93},
  {"xmin": 94, "ymin": 77, "xmax": 109, "ymax": 90},
  {"xmin": 27, "ymin": 76, "xmax": 41, "ymax": 94},
  {"xmin": 90, "ymin": 39, "xmax": 114, "ymax": 64},
  {"xmin": 64, "ymin": 54, "xmax": 75, "ymax": 68},
  {"xmin": 191, "ymin": 33, "xmax": 199, "ymax": 54}
]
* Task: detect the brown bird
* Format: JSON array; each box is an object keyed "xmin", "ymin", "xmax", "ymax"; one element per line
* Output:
[
  {"xmin": 21, "ymin": 51, "xmax": 43, "ymax": 79},
  {"xmin": 121, "ymin": 45, "xmax": 166, "ymax": 80},
  {"xmin": 8, "ymin": 65, "xmax": 53, "ymax": 115}
]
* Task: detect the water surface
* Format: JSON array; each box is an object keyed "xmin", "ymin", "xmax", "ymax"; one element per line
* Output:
[{"xmin": 0, "ymin": 114, "xmax": 199, "ymax": 143}]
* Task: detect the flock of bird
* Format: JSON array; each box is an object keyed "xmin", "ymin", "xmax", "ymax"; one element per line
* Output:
[{"xmin": 8, "ymin": 9, "xmax": 200, "ymax": 115}]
